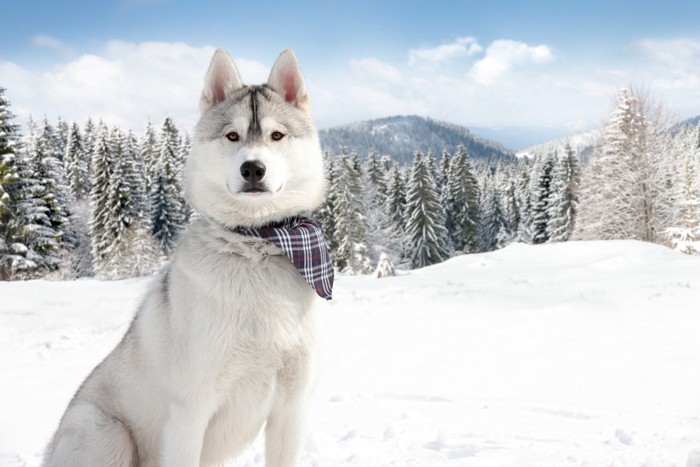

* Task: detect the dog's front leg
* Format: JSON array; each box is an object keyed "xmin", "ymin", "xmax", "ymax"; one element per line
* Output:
[
  {"xmin": 264, "ymin": 397, "xmax": 308, "ymax": 467},
  {"xmin": 161, "ymin": 403, "xmax": 211, "ymax": 467}
]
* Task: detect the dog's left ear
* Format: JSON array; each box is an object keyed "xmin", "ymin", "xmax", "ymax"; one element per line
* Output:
[{"xmin": 267, "ymin": 49, "xmax": 310, "ymax": 112}]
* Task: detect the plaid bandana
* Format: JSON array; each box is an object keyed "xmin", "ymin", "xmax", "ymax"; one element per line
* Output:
[{"xmin": 236, "ymin": 216, "xmax": 334, "ymax": 300}]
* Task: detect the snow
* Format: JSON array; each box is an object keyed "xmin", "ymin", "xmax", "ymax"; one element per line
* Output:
[{"xmin": 1, "ymin": 240, "xmax": 699, "ymax": 466}]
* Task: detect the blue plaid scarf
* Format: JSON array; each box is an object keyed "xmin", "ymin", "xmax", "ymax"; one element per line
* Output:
[{"xmin": 236, "ymin": 216, "xmax": 334, "ymax": 300}]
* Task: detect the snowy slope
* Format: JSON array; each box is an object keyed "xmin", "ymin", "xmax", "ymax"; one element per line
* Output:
[
  {"xmin": 516, "ymin": 129, "xmax": 599, "ymax": 162},
  {"xmin": 1, "ymin": 240, "xmax": 700, "ymax": 467}
]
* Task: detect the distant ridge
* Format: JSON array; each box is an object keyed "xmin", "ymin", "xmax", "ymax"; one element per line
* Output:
[
  {"xmin": 516, "ymin": 129, "xmax": 600, "ymax": 162},
  {"xmin": 318, "ymin": 115, "xmax": 516, "ymax": 165}
]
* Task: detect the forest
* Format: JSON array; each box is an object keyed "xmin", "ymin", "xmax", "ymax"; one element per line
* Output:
[{"xmin": 1, "ymin": 86, "xmax": 699, "ymax": 280}]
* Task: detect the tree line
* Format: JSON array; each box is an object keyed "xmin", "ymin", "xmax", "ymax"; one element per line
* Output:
[{"xmin": 1, "ymin": 86, "xmax": 699, "ymax": 281}]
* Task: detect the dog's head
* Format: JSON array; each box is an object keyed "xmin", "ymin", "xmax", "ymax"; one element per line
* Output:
[{"xmin": 185, "ymin": 49, "xmax": 326, "ymax": 228}]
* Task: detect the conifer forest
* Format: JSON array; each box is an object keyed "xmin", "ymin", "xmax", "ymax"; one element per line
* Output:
[{"xmin": 1, "ymin": 86, "xmax": 699, "ymax": 281}]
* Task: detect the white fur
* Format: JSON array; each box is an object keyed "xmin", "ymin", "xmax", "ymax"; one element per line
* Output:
[{"xmin": 42, "ymin": 48, "xmax": 327, "ymax": 467}]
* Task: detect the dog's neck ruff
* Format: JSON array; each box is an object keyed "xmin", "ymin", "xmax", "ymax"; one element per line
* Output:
[{"xmin": 235, "ymin": 216, "xmax": 334, "ymax": 300}]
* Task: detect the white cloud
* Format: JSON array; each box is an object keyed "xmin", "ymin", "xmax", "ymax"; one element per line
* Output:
[
  {"xmin": 468, "ymin": 40, "xmax": 554, "ymax": 86},
  {"xmin": 408, "ymin": 37, "xmax": 483, "ymax": 67},
  {"xmin": 349, "ymin": 58, "xmax": 402, "ymax": 84},
  {"xmin": 31, "ymin": 35, "xmax": 73, "ymax": 56},
  {"xmin": 1, "ymin": 41, "xmax": 269, "ymax": 134}
]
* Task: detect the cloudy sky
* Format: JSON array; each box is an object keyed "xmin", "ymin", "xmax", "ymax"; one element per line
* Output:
[{"xmin": 2, "ymin": 0, "xmax": 700, "ymax": 149}]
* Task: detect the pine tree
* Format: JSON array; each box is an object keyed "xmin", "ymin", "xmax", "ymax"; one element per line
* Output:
[
  {"xmin": 102, "ymin": 128, "xmax": 135, "ymax": 277},
  {"xmin": 575, "ymin": 87, "xmax": 674, "ymax": 243},
  {"xmin": 403, "ymin": 152, "xmax": 451, "ymax": 268},
  {"xmin": 64, "ymin": 121, "xmax": 88, "ymax": 200},
  {"xmin": 177, "ymin": 134, "xmax": 193, "ymax": 223},
  {"xmin": 0, "ymin": 88, "xmax": 31, "ymax": 279},
  {"xmin": 514, "ymin": 163, "xmax": 534, "ymax": 243},
  {"xmin": 83, "ymin": 117, "xmax": 96, "ymax": 181},
  {"xmin": 89, "ymin": 123, "xmax": 114, "ymax": 276},
  {"xmin": 444, "ymin": 145, "xmax": 480, "ymax": 253},
  {"xmin": 531, "ymin": 152, "xmax": 555, "ymax": 244},
  {"xmin": 479, "ymin": 186, "xmax": 509, "ymax": 251},
  {"xmin": 40, "ymin": 118, "xmax": 72, "ymax": 229},
  {"xmin": 315, "ymin": 152, "xmax": 338, "ymax": 253},
  {"xmin": 381, "ymin": 165, "xmax": 408, "ymax": 262},
  {"xmin": 665, "ymin": 125, "xmax": 700, "ymax": 254},
  {"xmin": 437, "ymin": 150, "xmax": 451, "ymax": 201},
  {"xmin": 150, "ymin": 117, "xmax": 185, "ymax": 255},
  {"xmin": 547, "ymin": 144, "xmax": 580, "ymax": 242},
  {"xmin": 140, "ymin": 119, "xmax": 159, "ymax": 198},
  {"xmin": 333, "ymin": 151, "xmax": 372, "ymax": 274}
]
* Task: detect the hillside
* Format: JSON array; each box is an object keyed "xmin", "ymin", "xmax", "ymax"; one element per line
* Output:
[
  {"xmin": 2, "ymin": 240, "xmax": 700, "ymax": 466},
  {"xmin": 516, "ymin": 128, "xmax": 599, "ymax": 161},
  {"xmin": 318, "ymin": 115, "xmax": 516, "ymax": 164}
]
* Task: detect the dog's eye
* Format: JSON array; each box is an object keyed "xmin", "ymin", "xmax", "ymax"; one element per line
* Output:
[
  {"xmin": 271, "ymin": 131, "xmax": 285, "ymax": 141},
  {"xmin": 226, "ymin": 132, "xmax": 240, "ymax": 142}
]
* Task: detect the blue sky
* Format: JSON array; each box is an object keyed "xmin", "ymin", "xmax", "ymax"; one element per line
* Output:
[{"xmin": 2, "ymin": 0, "xmax": 700, "ymax": 149}]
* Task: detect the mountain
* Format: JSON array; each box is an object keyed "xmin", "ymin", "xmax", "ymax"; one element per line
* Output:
[
  {"xmin": 318, "ymin": 115, "xmax": 516, "ymax": 165},
  {"xmin": 516, "ymin": 129, "xmax": 600, "ymax": 162},
  {"xmin": 672, "ymin": 114, "xmax": 700, "ymax": 134}
]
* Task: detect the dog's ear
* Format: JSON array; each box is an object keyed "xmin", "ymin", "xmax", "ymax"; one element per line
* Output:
[
  {"xmin": 267, "ymin": 49, "xmax": 310, "ymax": 112},
  {"xmin": 200, "ymin": 49, "xmax": 244, "ymax": 115}
]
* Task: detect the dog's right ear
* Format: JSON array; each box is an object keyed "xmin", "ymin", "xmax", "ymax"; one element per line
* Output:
[{"xmin": 200, "ymin": 49, "xmax": 244, "ymax": 115}]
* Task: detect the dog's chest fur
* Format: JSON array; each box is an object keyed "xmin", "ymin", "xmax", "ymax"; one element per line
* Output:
[{"xmin": 117, "ymin": 217, "xmax": 321, "ymax": 461}]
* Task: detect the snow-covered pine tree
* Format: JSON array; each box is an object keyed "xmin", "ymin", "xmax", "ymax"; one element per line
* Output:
[
  {"xmin": 665, "ymin": 125, "xmax": 700, "ymax": 254},
  {"xmin": 55, "ymin": 117, "xmax": 70, "ymax": 158},
  {"xmin": 124, "ymin": 129, "xmax": 163, "ymax": 276},
  {"xmin": 177, "ymin": 134, "xmax": 193, "ymax": 223},
  {"xmin": 504, "ymin": 176, "xmax": 520, "ymax": 242},
  {"xmin": 362, "ymin": 149, "xmax": 392, "ymax": 260},
  {"xmin": 27, "ymin": 118, "xmax": 73, "ymax": 253},
  {"xmin": 0, "ymin": 88, "xmax": 31, "ymax": 279},
  {"xmin": 547, "ymin": 144, "xmax": 580, "ymax": 242},
  {"xmin": 403, "ymin": 152, "xmax": 451, "ymax": 268},
  {"xmin": 514, "ymin": 161, "xmax": 534, "ymax": 243},
  {"xmin": 575, "ymin": 87, "xmax": 675, "ymax": 243},
  {"xmin": 89, "ymin": 123, "xmax": 114, "ymax": 277},
  {"xmin": 380, "ymin": 165, "xmax": 408, "ymax": 261},
  {"xmin": 64, "ymin": 121, "xmax": 88, "ymax": 200},
  {"xmin": 479, "ymin": 186, "xmax": 509, "ymax": 251},
  {"xmin": 150, "ymin": 117, "xmax": 185, "ymax": 255},
  {"xmin": 140, "ymin": 119, "xmax": 159, "ymax": 197},
  {"xmin": 363, "ymin": 149, "xmax": 388, "ymax": 207},
  {"xmin": 530, "ymin": 152, "xmax": 555, "ymax": 244},
  {"xmin": 437, "ymin": 150, "xmax": 451, "ymax": 201},
  {"xmin": 11, "ymin": 156, "xmax": 62, "ymax": 277},
  {"xmin": 444, "ymin": 145, "xmax": 480, "ymax": 254},
  {"xmin": 333, "ymin": 151, "xmax": 372, "ymax": 274},
  {"xmin": 314, "ymin": 152, "xmax": 338, "ymax": 253},
  {"xmin": 101, "ymin": 127, "xmax": 135, "ymax": 278},
  {"xmin": 82, "ymin": 117, "xmax": 96, "ymax": 180}
]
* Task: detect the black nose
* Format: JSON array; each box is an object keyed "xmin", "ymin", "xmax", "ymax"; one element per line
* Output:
[{"xmin": 240, "ymin": 160, "xmax": 266, "ymax": 182}]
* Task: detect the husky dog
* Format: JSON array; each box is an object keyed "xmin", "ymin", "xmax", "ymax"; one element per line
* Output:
[{"xmin": 42, "ymin": 48, "xmax": 329, "ymax": 467}]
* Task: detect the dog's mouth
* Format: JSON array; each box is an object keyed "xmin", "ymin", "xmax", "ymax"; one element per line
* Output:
[
  {"xmin": 242, "ymin": 187, "xmax": 267, "ymax": 193},
  {"xmin": 240, "ymin": 181, "xmax": 269, "ymax": 194},
  {"xmin": 238, "ymin": 183, "xmax": 283, "ymax": 196}
]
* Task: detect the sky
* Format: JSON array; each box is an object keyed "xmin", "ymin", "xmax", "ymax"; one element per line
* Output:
[{"xmin": 2, "ymin": 0, "xmax": 700, "ymax": 149}]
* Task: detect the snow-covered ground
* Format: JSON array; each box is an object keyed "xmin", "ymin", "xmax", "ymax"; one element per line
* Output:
[{"xmin": 1, "ymin": 240, "xmax": 699, "ymax": 467}]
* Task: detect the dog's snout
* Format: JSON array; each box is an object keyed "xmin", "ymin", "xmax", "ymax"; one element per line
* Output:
[{"xmin": 240, "ymin": 161, "xmax": 266, "ymax": 182}]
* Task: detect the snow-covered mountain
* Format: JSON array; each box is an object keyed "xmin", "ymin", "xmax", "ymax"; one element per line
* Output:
[
  {"xmin": 516, "ymin": 128, "xmax": 600, "ymax": 161},
  {"xmin": 2, "ymin": 240, "xmax": 700, "ymax": 466},
  {"xmin": 318, "ymin": 115, "xmax": 516, "ymax": 165}
]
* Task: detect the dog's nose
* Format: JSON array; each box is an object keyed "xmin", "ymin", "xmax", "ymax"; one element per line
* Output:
[{"xmin": 240, "ymin": 160, "xmax": 266, "ymax": 182}]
